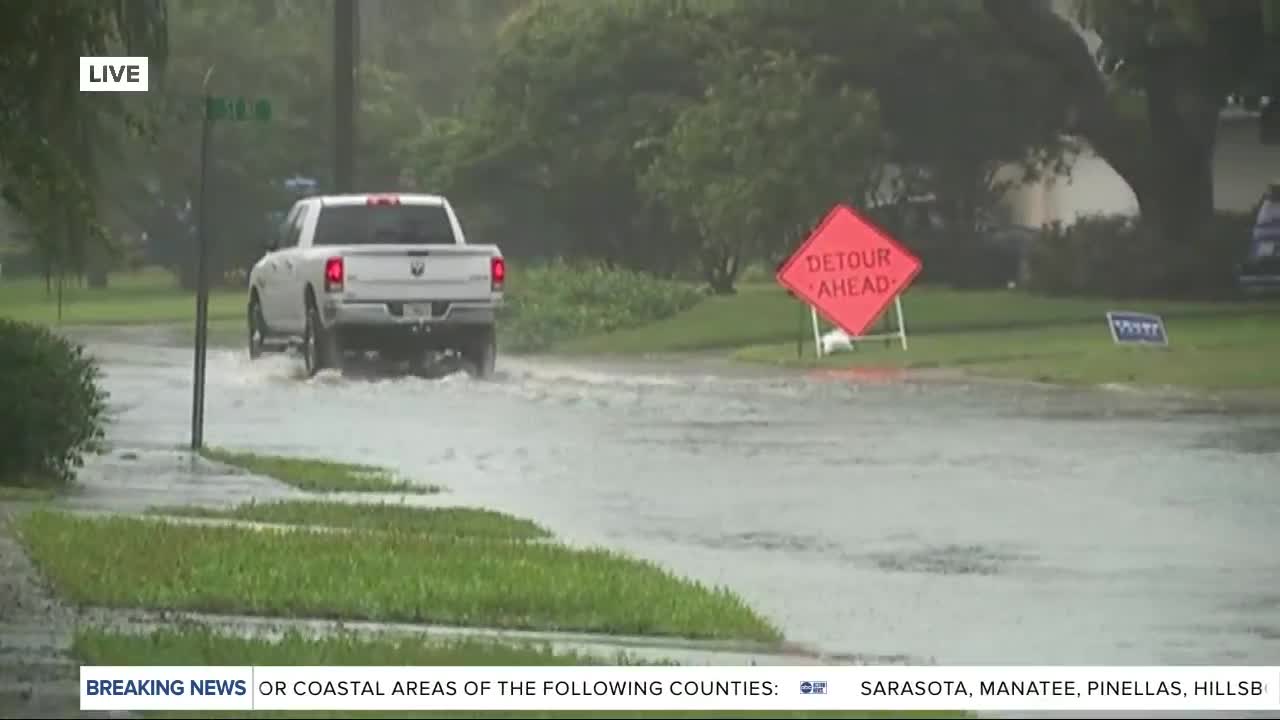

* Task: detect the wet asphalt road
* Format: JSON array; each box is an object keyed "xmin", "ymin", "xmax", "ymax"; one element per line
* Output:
[{"xmin": 78, "ymin": 326, "xmax": 1280, "ymax": 668}]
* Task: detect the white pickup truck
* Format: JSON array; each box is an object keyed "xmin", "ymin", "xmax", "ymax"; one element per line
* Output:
[{"xmin": 246, "ymin": 193, "xmax": 505, "ymax": 378}]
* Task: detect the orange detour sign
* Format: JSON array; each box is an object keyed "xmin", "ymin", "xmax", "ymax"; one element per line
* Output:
[{"xmin": 776, "ymin": 204, "xmax": 923, "ymax": 340}]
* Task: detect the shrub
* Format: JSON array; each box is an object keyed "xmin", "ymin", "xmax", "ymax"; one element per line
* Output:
[
  {"xmin": 1027, "ymin": 211, "xmax": 1255, "ymax": 299},
  {"xmin": 0, "ymin": 320, "xmax": 108, "ymax": 487},
  {"xmin": 498, "ymin": 261, "xmax": 705, "ymax": 352}
]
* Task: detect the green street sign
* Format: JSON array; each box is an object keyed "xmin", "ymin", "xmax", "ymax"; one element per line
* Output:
[{"xmin": 207, "ymin": 96, "xmax": 272, "ymax": 122}]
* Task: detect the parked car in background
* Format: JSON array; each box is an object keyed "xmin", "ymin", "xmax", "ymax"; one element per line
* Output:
[{"xmin": 1238, "ymin": 182, "xmax": 1280, "ymax": 294}]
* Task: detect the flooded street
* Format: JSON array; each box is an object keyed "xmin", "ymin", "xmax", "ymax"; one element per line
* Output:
[{"xmin": 79, "ymin": 327, "xmax": 1280, "ymax": 668}]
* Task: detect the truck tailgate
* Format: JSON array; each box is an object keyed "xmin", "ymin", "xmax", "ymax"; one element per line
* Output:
[{"xmin": 341, "ymin": 245, "xmax": 496, "ymax": 301}]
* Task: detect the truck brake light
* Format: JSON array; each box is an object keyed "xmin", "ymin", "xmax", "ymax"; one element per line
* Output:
[
  {"xmin": 366, "ymin": 195, "xmax": 400, "ymax": 206},
  {"xmin": 324, "ymin": 257, "xmax": 344, "ymax": 292},
  {"xmin": 490, "ymin": 256, "xmax": 505, "ymax": 291}
]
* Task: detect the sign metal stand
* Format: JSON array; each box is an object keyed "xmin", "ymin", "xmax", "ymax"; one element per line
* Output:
[{"xmin": 809, "ymin": 294, "xmax": 909, "ymax": 358}]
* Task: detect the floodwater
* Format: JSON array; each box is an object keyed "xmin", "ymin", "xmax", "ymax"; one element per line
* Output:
[{"xmin": 75, "ymin": 326, "xmax": 1280, "ymax": 668}]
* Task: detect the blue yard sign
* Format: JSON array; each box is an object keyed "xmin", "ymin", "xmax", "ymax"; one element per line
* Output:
[{"xmin": 1106, "ymin": 311, "xmax": 1169, "ymax": 346}]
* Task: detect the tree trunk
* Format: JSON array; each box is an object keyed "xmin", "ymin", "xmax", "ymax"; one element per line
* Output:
[
  {"xmin": 983, "ymin": 0, "xmax": 1232, "ymax": 297},
  {"xmin": 1130, "ymin": 146, "xmax": 1216, "ymax": 296},
  {"xmin": 706, "ymin": 270, "xmax": 738, "ymax": 295},
  {"xmin": 86, "ymin": 242, "xmax": 109, "ymax": 288},
  {"xmin": 935, "ymin": 173, "xmax": 985, "ymax": 289},
  {"xmin": 701, "ymin": 245, "xmax": 740, "ymax": 295},
  {"xmin": 1130, "ymin": 58, "xmax": 1224, "ymax": 297}
]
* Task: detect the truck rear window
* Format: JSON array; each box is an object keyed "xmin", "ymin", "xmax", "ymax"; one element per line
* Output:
[{"xmin": 313, "ymin": 204, "xmax": 457, "ymax": 246}]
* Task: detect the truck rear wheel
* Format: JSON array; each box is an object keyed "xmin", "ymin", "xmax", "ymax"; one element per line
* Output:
[
  {"xmin": 462, "ymin": 325, "xmax": 497, "ymax": 379},
  {"xmin": 248, "ymin": 296, "xmax": 266, "ymax": 360},
  {"xmin": 303, "ymin": 304, "xmax": 341, "ymax": 377}
]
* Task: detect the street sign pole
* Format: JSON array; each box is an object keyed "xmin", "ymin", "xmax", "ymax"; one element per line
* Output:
[{"xmin": 191, "ymin": 65, "xmax": 216, "ymax": 451}]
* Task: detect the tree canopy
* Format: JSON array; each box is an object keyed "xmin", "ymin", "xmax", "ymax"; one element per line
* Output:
[
  {"xmin": 0, "ymin": 0, "xmax": 168, "ymax": 286},
  {"xmin": 986, "ymin": 0, "xmax": 1276, "ymax": 293},
  {"xmin": 3, "ymin": 0, "xmax": 1275, "ymax": 297}
]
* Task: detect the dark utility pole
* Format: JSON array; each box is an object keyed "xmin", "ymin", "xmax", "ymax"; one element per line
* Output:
[
  {"xmin": 191, "ymin": 65, "xmax": 216, "ymax": 451},
  {"xmin": 334, "ymin": 0, "xmax": 356, "ymax": 192}
]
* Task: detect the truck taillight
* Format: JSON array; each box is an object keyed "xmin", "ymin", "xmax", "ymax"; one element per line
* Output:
[
  {"xmin": 490, "ymin": 256, "xmax": 505, "ymax": 291},
  {"xmin": 324, "ymin": 257, "xmax": 344, "ymax": 292},
  {"xmin": 366, "ymin": 195, "xmax": 400, "ymax": 206}
]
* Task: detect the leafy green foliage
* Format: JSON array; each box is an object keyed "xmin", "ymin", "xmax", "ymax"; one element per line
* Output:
[
  {"xmin": 874, "ymin": 1, "xmax": 1071, "ymax": 287},
  {"xmin": 115, "ymin": 0, "xmax": 398, "ymax": 286},
  {"xmin": 643, "ymin": 49, "xmax": 883, "ymax": 292},
  {"xmin": 1027, "ymin": 211, "xmax": 1255, "ymax": 298},
  {"xmin": 434, "ymin": 0, "xmax": 716, "ymax": 275},
  {"xmin": 499, "ymin": 262, "xmax": 705, "ymax": 352},
  {"xmin": 0, "ymin": 320, "xmax": 108, "ymax": 487},
  {"xmin": 421, "ymin": 0, "xmax": 1076, "ymax": 293},
  {"xmin": 0, "ymin": 0, "xmax": 167, "ymax": 286},
  {"xmin": 987, "ymin": 0, "xmax": 1273, "ymax": 295},
  {"xmin": 74, "ymin": 0, "xmax": 524, "ymax": 289}
]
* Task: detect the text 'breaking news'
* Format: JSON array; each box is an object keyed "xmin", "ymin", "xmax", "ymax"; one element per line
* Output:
[{"xmin": 80, "ymin": 666, "xmax": 1280, "ymax": 713}]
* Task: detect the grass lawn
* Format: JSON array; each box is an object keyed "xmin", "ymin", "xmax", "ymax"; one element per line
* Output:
[
  {"xmin": 208, "ymin": 316, "xmax": 245, "ymax": 347},
  {"xmin": 0, "ymin": 268, "xmax": 241, "ymax": 326},
  {"xmin": 0, "ymin": 486, "xmax": 60, "ymax": 501},
  {"xmin": 75, "ymin": 629, "xmax": 950, "ymax": 719},
  {"xmin": 150, "ymin": 500, "xmax": 551, "ymax": 541},
  {"xmin": 558, "ymin": 282, "xmax": 1280, "ymax": 389},
  {"xmin": 200, "ymin": 447, "xmax": 440, "ymax": 495},
  {"xmin": 18, "ymin": 510, "xmax": 778, "ymax": 642},
  {"xmin": 735, "ymin": 310, "xmax": 1280, "ymax": 390},
  {"xmin": 555, "ymin": 283, "xmax": 1270, "ymax": 355}
]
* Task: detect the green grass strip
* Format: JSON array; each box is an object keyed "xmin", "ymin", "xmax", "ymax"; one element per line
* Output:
[
  {"xmin": 20, "ymin": 510, "xmax": 780, "ymax": 643},
  {"xmin": 150, "ymin": 501, "xmax": 550, "ymax": 541},
  {"xmin": 200, "ymin": 448, "xmax": 440, "ymax": 495}
]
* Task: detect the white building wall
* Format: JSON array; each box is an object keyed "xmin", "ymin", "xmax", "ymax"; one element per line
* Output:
[
  {"xmin": 1007, "ymin": 115, "xmax": 1280, "ymax": 228},
  {"xmin": 1004, "ymin": 0, "xmax": 1279, "ymax": 226}
]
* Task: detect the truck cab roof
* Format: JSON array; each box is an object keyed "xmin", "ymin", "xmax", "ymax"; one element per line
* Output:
[{"xmin": 313, "ymin": 193, "xmax": 446, "ymax": 207}]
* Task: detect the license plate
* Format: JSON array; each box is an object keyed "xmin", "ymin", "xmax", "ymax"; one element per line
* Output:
[
  {"xmin": 405, "ymin": 303, "xmax": 431, "ymax": 318},
  {"xmin": 1258, "ymin": 241, "xmax": 1276, "ymax": 257}
]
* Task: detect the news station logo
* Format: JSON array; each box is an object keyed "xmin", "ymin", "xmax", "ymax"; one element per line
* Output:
[
  {"xmin": 799, "ymin": 681, "xmax": 827, "ymax": 695},
  {"xmin": 80, "ymin": 57, "xmax": 149, "ymax": 92}
]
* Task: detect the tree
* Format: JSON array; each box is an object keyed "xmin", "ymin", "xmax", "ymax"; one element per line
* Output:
[
  {"xmin": 106, "ymin": 0, "xmax": 423, "ymax": 288},
  {"xmin": 433, "ymin": 0, "xmax": 717, "ymax": 274},
  {"xmin": 872, "ymin": 0, "xmax": 1072, "ymax": 287},
  {"xmin": 704, "ymin": 0, "xmax": 1072, "ymax": 287},
  {"xmin": 985, "ymin": 0, "xmax": 1273, "ymax": 295},
  {"xmin": 361, "ymin": 0, "xmax": 529, "ymax": 117},
  {"xmin": 0, "ymin": 0, "xmax": 168, "ymax": 288},
  {"xmin": 420, "ymin": 0, "xmax": 1078, "ymax": 291},
  {"xmin": 642, "ymin": 49, "xmax": 884, "ymax": 292}
]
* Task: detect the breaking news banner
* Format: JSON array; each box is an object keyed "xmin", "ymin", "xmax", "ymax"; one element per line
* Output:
[{"xmin": 81, "ymin": 666, "xmax": 1280, "ymax": 713}]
